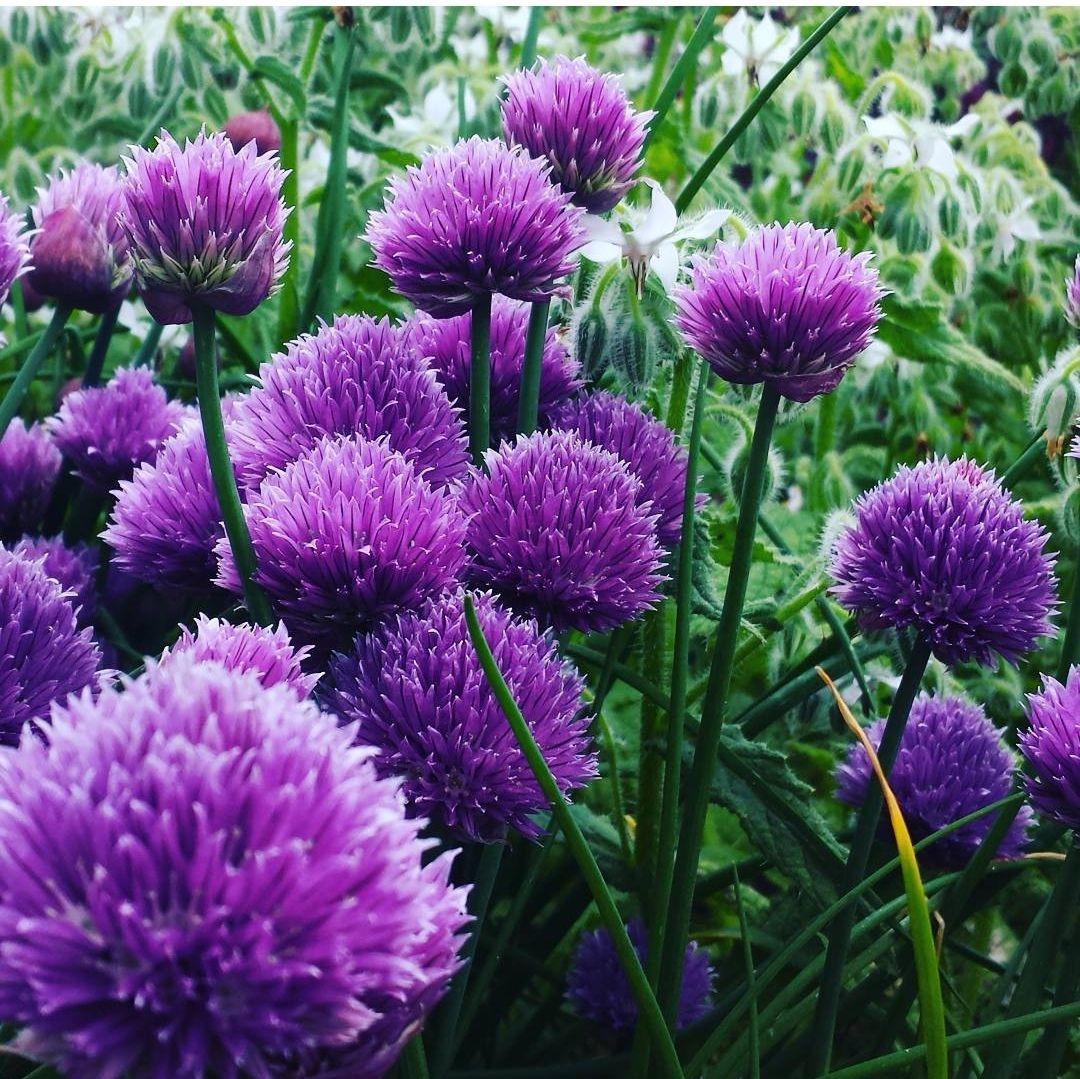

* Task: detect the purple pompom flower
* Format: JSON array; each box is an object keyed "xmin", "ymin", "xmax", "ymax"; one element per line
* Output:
[
  {"xmin": 119, "ymin": 129, "xmax": 290, "ymax": 324},
  {"xmin": 11, "ymin": 535, "xmax": 97, "ymax": 628},
  {"xmin": 1019, "ymin": 667, "xmax": 1080, "ymax": 830},
  {"xmin": 231, "ymin": 314, "xmax": 468, "ymax": 490},
  {"xmin": 1065, "ymin": 255, "xmax": 1080, "ymax": 330},
  {"xmin": 366, "ymin": 136, "xmax": 585, "ymax": 318},
  {"xmin": 216, "ymin": 435, "xmax": 467, "ymax": 644},
  {"xmin": 830, "ymin": 457, "xmax": 1057, "ymax": 667},
  {"xmin": 45, "ymin": 366, "xmax": 188, "ymax": 495},
  {"xmin": 325, "ymin": 590, "xmax": 594, "ymax": 843},
  {"xmin": 29, "ymin": 162, "xmax": 132, "ymax": 313},
  {"xmin": 459, "ymin": 429, "xmax": 666, "ymax": 632},
  {"xmin": 224, "ymin": 108, "xmax": 282, "ymax": 155},
  {"xmin": 835, "ymin": 693, "xmax": 1031, "ymax": 866},
  {"xmin": 566, "ymin": 919, "xmax": 713, "ymax": 1034},
  {"xmin": 0, "ymin": 546, "xmax": 100, "ymax": 745},
  {"xmin": 0, "ymin": 192, "xmax": 32, "ymax": 310},
  {"xmin": 502, "ymin": 56, "xmax": 652, "ymax": 214},
  {"xmin": 675, "ymin": 222, "xmax": 884, "ymax": 403},
  {"xmin": 0, "ymin": 420, "xmax": 61, "ymax": 542},
  {"xmin": 551, "ymin": 390, "xmax": 694, "ymax": 546},
  {"xmin": 160, "ymin": 614, "xmax": 318, "ymax": 697},
  {"xmin": 402, "ymin": 296, "xmax": 581, "ymax": 447},
  {"xmin": 0, "ymin": 655, "xmax": 468, "ymax": 1079}
]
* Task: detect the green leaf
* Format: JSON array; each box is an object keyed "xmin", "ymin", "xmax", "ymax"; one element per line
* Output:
[{"xmin": 251, "ymin": 55, "xmax": 306, "ymax": 113}]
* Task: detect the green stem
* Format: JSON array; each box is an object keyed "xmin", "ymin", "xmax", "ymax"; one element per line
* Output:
[
  {"xmin": 676, "ymin": 7, "xmax": 850, "ymax": 213},
  {"xmin": 132, "ymin": 321, "xmax": 164, "ymax": 368},
  {"xmin": 463, "ymin": 595, "xmax": 684, "ymax": 1079},
  {"xmin": 519, "ymin": 6, "xmax": 543, "ymax": 69},
  {"xmin": 81, "ymin": 304, "xmax": 120, "ymax": 387},
  {"xmin": 636, "ymin": 602, "xmax": 669, "ymax": 915},
  {"xmin": 516, "ymin": 300, "xmax": 549, "ymax": 436},
  {"xmin": 733, "ymin": 865, "xmax": 761, "ymax": 1079},
  {"xmin": 665, "ymin": 348, "xmax": 693, "ymax": 432},
  {"xmin": 1001, "ymin": 430, "xmax": 1045, "ymax": 488},
  {"xmin": 469, "ymin": 295, "xmax": 492, "ymax": 464},
  {"xmin": 645, "ymin": 8, "xmax": 720, "ymax": 148},
  {"xmin": 656, "ymin": 383, "xmax": 780, "ymax": 1026},
  {"xmin": 0, "ymin": 305, "xmax": 71, "ymax": 441},
  {"xmin": 565, "ymin": 639, "xmax": 669, "ymax": 713},
  {"xmin": 643, "ymin": 15, "xmax": 681, "ymax": 114},
  {"xmin": 136, "ymin": 85, "xmax": 183, "ymax": 147},
  {"xmin": 400, "ymin": 1035, "xmax": 431, "ymax": 1079},
  {"xmin": 276, "ymin": 114, "xmax": 301, "ymax": 345},
  {"xmin": 191, "ymin": 306, "xmax": 273, "ymax": 626},
  {"xmin": 1055, "ymin": 545, "xmax": 1080, "ymax": 679},
  {"xmin": 805, "ymin": 635, "xmax": 933, "ymax": 1077},
  {"xmin": 595, "ymin": 706, "xmax": 635, "ymax": 865},
  {"xmin": 11, "ymin": 279, "xmax": 27, "ymax": 339}
]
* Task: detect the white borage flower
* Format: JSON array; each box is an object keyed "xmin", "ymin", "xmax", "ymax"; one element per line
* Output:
[
  {"xmin": 386, "ymin": 83, "xmax": 477, "ymax": 149},
  {"xmin": 720, "ymin": 9, "xmax": 801, "ymax": 85},
  {"xmin": 863, "ymin": 112, "xmax": 980, "ymax": 182},
  {"xmin": 930, "ymin": 25, "xmax": 974, "ymax": 53},
  {"xmin": 578, "ymin": 180, "xmax": 731, "ymax": 293},
  {"xmin": 991, "ymin": 197, "xmax": 1040, "ymax": 265}
]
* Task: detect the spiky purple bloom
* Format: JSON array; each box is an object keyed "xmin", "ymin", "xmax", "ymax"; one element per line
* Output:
[
  {"xmin": 830, "ymin": 457, "xmax": 1057, "ymax": 667},
  {"xmin": 0, "ymin": 192, "xmax": 32, "ymax": 310},
  {"xmin": 224, "ymin": 109, "xmax": 282, "ymax": 155},
  {"xmin": 231, "ymin": 315, "xmax": 468, "ymax": 491},
  {"xmin": 1019, "ymin": 667, "xmax": 1080, "ymax": 830},
  {"xmin": 460, "ymin": 429, "xmax": 665, "ymax": 633},
  {"xmin": 551, "ymin": 390, "xmax": 693, "ymax": 546},
  {"xmin": 326, "ymin": 591, "xmax": 594, "ymax": 843},
  {"xmin": 45, "ymin": 366, "xmax": 188, "ymax": 495},
  {"xmin": 0, "ymin": 420, "xmax": 60, "ymax": 542},
  {"xmin": 835, "ymin": 694, "xmax": 1031, "ymax": 866},
  {"xmin": 0, "ymin": 655, "xmax": 468, "ymax": 1079},
  {"xmin": 675, "ymin": 222, "xmax": 884, "ymax": 403},
  {"xmin": 366, "ymin": 136, "xmax": 585, "ymax": 318},
  {"xmin": 502, "ymin": 56, "xmax": 652, "ymax": 214},
  {"xmin": 11, "ymin": 535, "xmax": 97, "ymax": 628},
  {"xmin": 29, "ymin": 162, "xmax": 132, "ymax": 313},
  {"xmin": 0, "ymin": 547, "xmax": 100, "ymax": 745},
  {"xmin": 402, "ymin": 296, "xmax": 581, "ymax": 448},
  {"xmin": 160, "ymin": 615, "xmax": 318, "ymax": 698},
  {"xmin": 217, "ymin": 435, "xmax": 467, "ymax": 644},
  {"xmin": 566, "ymin": 919, "xmax": 713, "ymax": 1034},
  {"xmin": 1065, "ymin": 255, "xmax": 1080, "ymax": 330},
  {"xmin": 119, "ymin": 129, "xmax": 290, "ymax": 324}
]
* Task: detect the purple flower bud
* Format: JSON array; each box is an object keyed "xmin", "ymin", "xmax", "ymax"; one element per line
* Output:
[
  {"xmin": 1019, "ymin": 666, "xmax": 1080, "ymax": 831},
  {"xmin": 1065, "ymin": 254, "xmax": 1080, "ymax": 330},
  {"xmin": 459, "ymin": 429, "xmax": 666, "ymax": 632},
  {"xmin": 676, "ymin": 222, "xmax": 884, "ymax": 402},
  {"xmin": 0, "ymin": 192, "xmax": 32, "ymax": 310},
  {"xmin": 0, "ymin": 420, "xmax": 60, "ymax": 542},
  {"xmin": 366, "ymin": 136, "xmax": 585, "ymax": 317},
  {"xmin": 502, "ymin": 56, "xmax": 652, "ymax": 214},
  {"xmin": 224, "ymin": 108, "xmax": 282, "ymax": 155},
  {"xmin": 11, "ymin": 534, "xmax": 97, "ymax": 629},
  {"xmin": 119, "ymin": 129, "xmax": 290, "ymax": 324},
  {"xmin": 28, "ymin": 162, "xmax": 132, "ymax": 313}
]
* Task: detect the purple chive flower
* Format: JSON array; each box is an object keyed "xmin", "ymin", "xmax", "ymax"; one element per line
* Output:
[
  {"xmin": 216, "ymin": 435, "xmax": 467, "ymax": 644},
  {"xmin": 675, "ymin": 222, "xmax": 884, "ymax": 403},
  {"xmin": 0, "ymin": 192, "xmax": 32, "ymax": 310},
  {"xmin": 1065, "ymin": 255, "xmax": 1080, "ymax": 330},
  {"xmin": 830, "ymin": 457, "xmax": 1057, "ymax": 667},
  {"xmin": 325, "ymin": 590, "xmax": 594, "ymax": 843},
  {"xmin": 836, "ymin": 693, "xmax": 1031, "ymax": 866},
  {"xmin": 460, "ymin": 429, "xmax": 665, "ymax": 633},
  {"xmin": 566, "ymin": 919, "xmax": 713, "ymax": 1035},
  {"xmin": 119, "ymin": 129, "xmax": 290, "ymax": 324},
  {"xmin": 0, "ymin": 546, "xmax": 100, "ymax": 745},
  {"xmin": 104, "ymin": 414, "xmax": 231, "ymax": 592},
  {"xmin": 402, "ymin": 296, "xmax": 581, "ymax": 448},
  {"xmin": 0, "ymin": 420, "xmax": 61, "ymax": 542},
  {"xmin": 366, "ymin": 136, "xmax": 585, "ymax": 318},
  {"xmin": 551, "ymin": 390, "xmax": 695, "ymax": 547},
  {"xmin": 231, "ymin": 315, "xmax": 468, "ymax": 491},
  {"xmin": 45, "ymin": 366, "xmax": 188, "ymax": 495},
  {"xmin": 11, "ymin": 535, "xmax": 97, "ymax": 628},
  {"xmin": 502, "ymin": 55, "xmax": 652, "ymax": 214},
  {"xmin": 160, "ymin": 614, "xmax": 318, "ymax": 698},
  {"xmin": 224, "ymin": 109, "xmax": 282, "ymax": 155},
  {"xmin": 0, "ymin": 655, "xmax": 468, "ymax": 1079},
  {"xmin": 28, "ymin": 162, "xmax": 132, "ymax": 313},
  {"xmin": 1019, "ymin": 667, "xmax": 1080, "ymax": 830}
]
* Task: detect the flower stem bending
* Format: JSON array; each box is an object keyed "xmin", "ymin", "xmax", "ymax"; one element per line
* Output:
[
  {"xmin": 470, "ymin": 293, "xmax": 492, "ymax": 464},
  {"xmin": 0, "ymin": 304, "xmax": 72, "ymax": 442}
]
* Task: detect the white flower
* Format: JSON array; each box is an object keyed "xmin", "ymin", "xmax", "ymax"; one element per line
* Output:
[
  {"xmin": 720, "ymin": 10, "xmax": 800, "ymax": 84},
  {"xmin": 386, "ymin": 84, "xmax": 476, "ymax": 149},
  {"xmin": 930, "ymin": 25, "xmax": 973, "ymax": 52},
  {"xmin": 991, "ymin": 198, "xmax": 1040, "ymax": 264},
  {"xmin": 863, "ymin": 113, "xmax": 979, "ymax": 182},
  {"xmin": 578, "ymin": 180, "xmax": 730, "ymax": 293}
]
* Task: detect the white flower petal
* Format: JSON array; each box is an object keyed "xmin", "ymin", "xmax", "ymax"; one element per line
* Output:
[
  {"xmin": 864, "ymin": 114, "xmax": 910, "ymax": 142},
  {"xmin": 582, "ymin": 215, "xmax": 625, "ymax": 246},
  {"xmin": 635, "ymin": 181, "xmax": 679, "ymax": 246},
  {"xmin": 578, "ymin": 241, "xmax": 624, "ymax": 265},
  {"xmin": 650, "ymin": 244, "xmax": 681, "ymax": 293},
  {"xmin": 673, "ymin": 208, "xmax": 732, "ymax": 242}
]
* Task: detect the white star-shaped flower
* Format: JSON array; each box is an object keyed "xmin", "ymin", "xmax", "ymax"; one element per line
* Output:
[
  {"xmin": 721, "ymin": 10, "xmax": 800, "ymax": 84},
  {"xmin": 863, "ymin": 112, "xmax": 979, "ymax": 182},
  {"xmin": 991, "ymin": 198, "xmax": 1040, "ymax": 265}
]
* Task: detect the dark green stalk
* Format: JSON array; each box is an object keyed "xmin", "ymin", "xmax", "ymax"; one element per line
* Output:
[
  {"xmin": 645, "ymin": 8, "xmax": 720, "ymax": 148},
  {"xmin": 676, "ymin": 7, "xmax": 850, "ymax": 213},
  {"xmin": 733, "ymin": 865, "xmax": 761, "ymax": 1079},
  {"xmin": 595, "ymin": 706, "xmax": 634, "ymax": 865},
  {"xmin": 563, "ymin": 639, "xmax": 669, "ymax": 712},
  {"xmin": 519, "ymin": 6, "xmax": 543, "ymax": 69},
  {"xmin": 62, "ymin": 488, "xmax": 104, "ymax": 545},
  {"xmin": 515, "ymin": 300, "xmax": 549, "ymax": 435},
  {"xmin": 191, "ymin": 306, "xmax": 273, "ymax": 627},
  {"xmin": 805, "ymin": 635, "xmax": 933, "ymax": 1077},
  {"xmin": 665, "ymin": 348, "xmax": 693, "ymax": 432},
  {"xmin": 636, "ymin": 604, "xmax": 668, "ymax": 905},
  {"xmin": 136, "ymin": 85, "xmax": 183, "ymax": 147},
  {"xmin": 81, "ymin": 304, "xmax": 120, "ymax": 387},
  {"xmin": 469, "ymin": 295, "xmax": 492, "ymax": 464},
  {"xmin": 276, "ymin": 115, "xmax": 301, "ymax": 345},
  {"xmin": 1000, "ymin": 429, "xmax": 1045, "ymax": 489},
  {"xmin": 132, "ymin": 321, "xmax": 164, "ymax": 368},
  {"xmin": 1055, "ymin": 549, "xmax": 1080, "ymax": 679},
  {"xmin": 0, "ymin": 305, "xmax": 71, "ymax": 441},
  {"xmin": 656, "ymin": 384, "xmax": 781, "ymax": 1026},
  {"xmin": 591, "ymin": 624, "xmax": 636, "ymax": 716},
  {"xmin": 643, "ymin": 15, "xmax": 681, "ymax": 113},
  {"xmin": 400, "ymin": 1036, "xmax": 431, "ymax": 1079},
  {"xmin": 11, "ymin": 280, "xmax": 27, "ymax": 340},
  {"xmin": 463, "ymin": 595, "xmax": 684, "ymax": 1079}
]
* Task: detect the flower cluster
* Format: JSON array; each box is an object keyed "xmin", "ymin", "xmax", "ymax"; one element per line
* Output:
[
  {"xmin": 11, "ymin": 534, "xmax": 97, "ymax": 628},
  {"xmin": 0, "ymin": 192, "xmax": 32, "ymax": 310},
  {"xmin": 0, "ymin": 420, "xmax": 60, "ymax": 542},
  {"xmin": 1019, "ymin": 667, "xmax": 1080, "ymax": 831}
]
